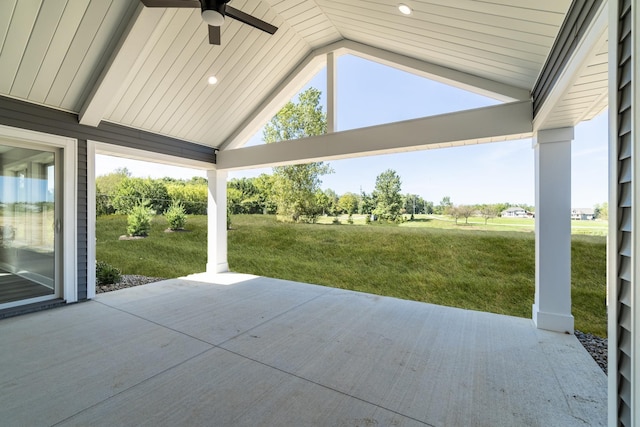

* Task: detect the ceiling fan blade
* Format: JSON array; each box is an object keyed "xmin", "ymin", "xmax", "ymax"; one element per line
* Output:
[
  {"xmin": 225, "ymin": 6, "xmax": 278, "ymax": 35},
  {"xmin": 208, "ymin": 25, "xmax": 221, "ymax": 45},
  {"xmin": 140, "ymin": 0, "xmax": 200, "ymax": 7}
]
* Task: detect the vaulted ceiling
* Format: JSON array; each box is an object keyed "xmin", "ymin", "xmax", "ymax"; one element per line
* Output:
[{"xmin": 0, "ymin": 0, "xmax": 607, "ymax": 151}]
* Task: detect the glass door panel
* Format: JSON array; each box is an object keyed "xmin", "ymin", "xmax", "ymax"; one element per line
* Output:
[{"xmin": 0, "ymin": 144, "xmax": 56, "ymax": 305}]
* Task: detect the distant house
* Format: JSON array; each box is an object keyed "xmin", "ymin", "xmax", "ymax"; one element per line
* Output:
[
  {"xmin": 571, "ymin": 208, "xmax": 595, "ymax": 220},
  {"xmin": 501, "ymin": 207, "xmax": 530, "ymax": 218}
]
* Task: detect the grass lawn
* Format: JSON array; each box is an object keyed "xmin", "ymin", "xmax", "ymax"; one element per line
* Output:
[
  {"xmin": 317, "ymin": 214, "xmax": 608, "ymax": 236},
  {"xmin": 96, "ymin": 215, "xmax": 208, "ymax": 278},
  {"xmin": 96, "ymin": 214, "xmax": 607, "ymax": 337}
]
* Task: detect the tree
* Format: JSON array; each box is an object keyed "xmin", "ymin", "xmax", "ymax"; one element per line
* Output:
[
  {"xmin": 338, "ymin": 193, "xmax": 359, "ymax": 216},
  {"xmin": 227, "ymin": 177, "xmax": 264, "ymax": 214},
  {"xmin": 166, "ymin": 181, "xmax": 208, "ymax": 215},
  {"xmin": 373, "ymin": 169, "xmax": 402, "ymax": 221},
  {"xmin": 227, "ymin": 187, "xmax": 244, "ymax": 215},
  {"xmin": 447, "ymin": 205, "xmax": 461, "ymax": 224},
  {"xmin": 594, "ymin": 202, "xmax": 608, "ymax": 220},
  {"xmin": 322, "ymin": 188, "xmax": 340, "ymax": 216},
  {"xmin": 457, "ymin": 205, "xmax": 475, "ymax": 224},
  {"xmin": 402, "ymin": 193, "xmax": 427, "ymax": 215},
  {"xmin": 494, "ymin": 203, "xmax": 511, "ymax": 217},
  {"xmin": 358, "ymin": 191, "xmax": 376, "ymax": 215},
  {"xmin": 188, "ymin": 176, "xmax": 208, "ymax": 186},
  {"xmin": 112, "ymin": 177, "xmax": 170, "ymax": 215},
  {"xmin": 435, "ymin": 196, "xmax": 453, "ymax": 215},
  {"xmin": 254, "ymin": 173, "xmax": 277, "ymax": 214},
  {"xmin": 263, "ymin": 87, "xmax": 332, "ymax": 222},
  {"xmin": 479, "ymin": 205, "xmax": 499, "ymax": 224},
  {"xmin": 95, "ymin": 167, "xmax": 131, "ymax": 215},
  {"xmin": 424, "ymin": 200, "xmax": 434, "ymax": 215},
  {"xmin": 315, "ymin": 190, "xmax": 330, "ymax": 216}
]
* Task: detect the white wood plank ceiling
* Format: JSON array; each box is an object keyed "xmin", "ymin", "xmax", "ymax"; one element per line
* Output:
[{"xmin": 0, "ymin": 0, "xmax": 607, "ymax": 150}]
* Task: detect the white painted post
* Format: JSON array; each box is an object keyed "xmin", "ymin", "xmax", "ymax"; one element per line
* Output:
[
  {"xmin": 327, "ymin": 51, "xmax": 337, "ymax": 133},
  {"xmin": 207, "ymin": 169, "xmax": 229, "ymax": 273},
  {"xmin": 532, "ymin": 127, "xmax": 574, "ymax": 334}
]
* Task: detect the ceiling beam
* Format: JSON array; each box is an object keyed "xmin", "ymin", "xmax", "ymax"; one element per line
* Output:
[
  {"xmin": 216, "ymin": 100, "xmax": 532, "ymax": 171},
  {"xmin": 78, "ymin": 4, "xmax": 166, "ymax": 126},
  {"xmin": 219, "ymin": 39, "xmax": 531, "ymax": 151}
]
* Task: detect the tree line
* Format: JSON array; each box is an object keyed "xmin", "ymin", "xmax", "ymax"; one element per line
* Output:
[
  {"xmin": 96, "ymin": 167, "xmax": 208, "ymax": 216},
  {"xmin": 96, "ymin": 166, "xmax": 602, "ymax": 225}
]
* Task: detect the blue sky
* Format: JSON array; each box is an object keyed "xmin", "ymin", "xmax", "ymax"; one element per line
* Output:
[{"xmin": 97, "ymin": 55, "xmax": 608, "ymax": 208}]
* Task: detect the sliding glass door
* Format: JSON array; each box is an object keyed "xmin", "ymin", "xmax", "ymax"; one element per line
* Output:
[{"xmin": 0, "ymin": 143, "xmax": 59, "ymax": 305}]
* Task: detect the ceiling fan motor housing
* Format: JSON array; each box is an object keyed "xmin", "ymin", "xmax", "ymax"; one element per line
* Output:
[{"xmin": 201, "ymin": 0, "xmax": 230, "ymax": 26}]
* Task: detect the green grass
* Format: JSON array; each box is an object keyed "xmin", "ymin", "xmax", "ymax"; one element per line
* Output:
[
  {"xmin": 96, "ymin": 215, "xmax": 208, "ymax": 278},
  {"xmin": 317, "ymin": 214, "xmax": 608, "ymax": 236},
  {"xmin": 96, "ymin": 214, "xmax": 607, "ymax": 337}
]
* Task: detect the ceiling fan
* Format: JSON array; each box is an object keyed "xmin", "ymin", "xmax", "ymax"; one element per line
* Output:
[{"xmin": 140, "ymin": 0, "xmax": 278, "ymax": 45}]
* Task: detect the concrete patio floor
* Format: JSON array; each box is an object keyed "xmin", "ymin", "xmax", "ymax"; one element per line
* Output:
[{"xmin": 1, "ymin": 273, "xmax": 607, "ymax": 426}]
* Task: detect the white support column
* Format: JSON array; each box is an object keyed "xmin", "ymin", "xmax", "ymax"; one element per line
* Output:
[
  {"xmin": 327, "ymin": 52, "xmax": 337, "ymax": 133},
  {"xmin": 532, "ymin": 127, "xmax": 574, "ymax": 334},
  {"xmin": 206, "ymin": 169, "xmax": 229, "ymax": 274}
]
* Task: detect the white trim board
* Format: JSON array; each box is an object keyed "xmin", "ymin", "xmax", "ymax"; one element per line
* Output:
[
  {"xmin": 0, "ymin": 124, "xmax": 78, "ymax": 304},
  {"xmin": 94, "ymin": 141, "xmax": 215, "ymax": 170}
]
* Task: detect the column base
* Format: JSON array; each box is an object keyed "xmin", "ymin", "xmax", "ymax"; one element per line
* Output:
[
  {"xmin": 207, "ymin": 262, "xmax": 229, "ymax": 274},
  {"xmin": 532, "ymin": 304, "xmax": 574, "ymax": 334}
]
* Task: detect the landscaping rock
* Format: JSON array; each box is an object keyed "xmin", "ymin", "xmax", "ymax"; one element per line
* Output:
[
  {"xmin": 96, "ymin": 275, "xmax": 166, "ymax": 293},
  {"xmin": 575, "ymin": 330, "xmax": 607, "ymax": 373}
]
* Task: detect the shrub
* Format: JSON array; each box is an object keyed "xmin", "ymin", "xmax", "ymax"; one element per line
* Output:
[
  {"xmin": 127, "ymin": 203, "xmax": 154, "ymax": 236},
  {"xmin": 332, "ymin": 216, "xmax": 340, "ymax": 225},
  {"xmin": 96, "ymin": 261, "xmax": 121, "ymax": 286},
  {"xmin": 347, "ymin": 214, "xmax": 354, "ymax": 225},
  {"xmin": 113, "ymin": 177, "xmax": 170, "ymax": 215},
  {"xmin": 167, "ymin": 183, "xmax": 208, "ymax": 215},
  {"xmin": 165, "ymin": 202, "xmax": 187, "ymax": 230}
]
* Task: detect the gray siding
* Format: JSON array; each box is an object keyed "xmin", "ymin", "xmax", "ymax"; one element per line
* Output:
[
  {"xmin": 532, "ymin": 0, "xmax": 603, "ymax": 115},
  {"xmin": 77, "ymin": 140, "xmax": 88, "ymax": 301},
  {"xmin": 614, "ymin": 0, "xmax": 633, "ymax": 424},
  {"xmin": 0, "ymin": 95, "xmax": 216, "ymax": 164}
]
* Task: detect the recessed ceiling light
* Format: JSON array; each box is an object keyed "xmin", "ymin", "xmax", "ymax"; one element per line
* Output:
[
  {"xmin": 398, "ymin": 4, "xmax": 412, "ymax": 15},
  {"xmin": 208, "ymin": 75, "xmax": 218, "ymax": 85}
]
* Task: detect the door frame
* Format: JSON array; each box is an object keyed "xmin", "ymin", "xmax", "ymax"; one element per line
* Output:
[{"xmin": 0, "ymin": 124, "xmax": 77, "ymax": 306}]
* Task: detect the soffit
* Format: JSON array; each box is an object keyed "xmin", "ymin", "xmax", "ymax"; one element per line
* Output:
[
  {"xmin": 535, "ymin": 36, "xmax": 608, "ymax": 130},
  {"xmin": 533, "ymin": 0, "xmax": 609, "ymax": 131},
  {"xmin": 0, "ymin": 0, "xmax": 580, "ymax": 150}
]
